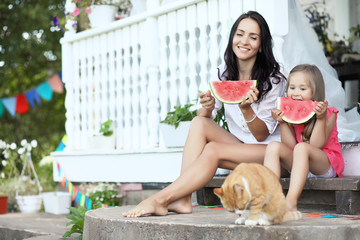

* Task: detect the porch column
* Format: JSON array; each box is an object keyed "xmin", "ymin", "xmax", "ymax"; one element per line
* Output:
[{"xmin": 144, "ymin": 0, "xmax": 161, "ymax": 147}]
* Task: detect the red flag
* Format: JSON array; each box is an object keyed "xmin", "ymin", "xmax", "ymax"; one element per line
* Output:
[
  {"xmin": 16, "ymin": 94, "xmax": 29, "ymax": 114},
  {"xmin": 48, "ymin": 74, "xmax": 64, "ymax": 93}
]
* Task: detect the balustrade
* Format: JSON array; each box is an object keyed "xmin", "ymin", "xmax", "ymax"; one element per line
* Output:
[{"xmin": 61, "ymin": 0, "xmax": 288, "ymax": 151}]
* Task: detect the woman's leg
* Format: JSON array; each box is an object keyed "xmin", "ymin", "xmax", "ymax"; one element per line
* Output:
[
  {"xmin": 286, "ymin": 142, "xmax": 330, "ymax": 211},
  {"xmin": 123, "ymin": 118, "xmax": 266, "ymax": 217},
  {"xmin": 167, "ymin": 116, "xmax": 242, "ymax": 213}
]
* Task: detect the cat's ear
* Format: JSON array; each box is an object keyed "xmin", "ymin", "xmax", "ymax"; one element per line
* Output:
[
  {"xmin": 233, "ymin": 184, "xmax": 243, "ymax": 197},
  {"xmin": 213, "ymin": 188, "xmax": 223, "ymax": 197}
]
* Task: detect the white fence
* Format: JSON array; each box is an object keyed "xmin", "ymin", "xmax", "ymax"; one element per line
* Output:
[{"xmin": 61, "ymin": 0, "xmax": 288, "ymax": 151}]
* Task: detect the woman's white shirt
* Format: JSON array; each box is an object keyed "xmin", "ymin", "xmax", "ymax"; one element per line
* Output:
[{"xmin": 209, "ymin": 66, "xmax": 286, "ymax": 144}]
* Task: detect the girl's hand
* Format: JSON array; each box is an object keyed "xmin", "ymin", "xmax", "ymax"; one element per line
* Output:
[
  {"xmin": 199, "ymin": 90, "xmax": 215, "ymax": 111},
  {"xmin": 314, "ymin": 100, "xmax": 328, "ymax": 119},
  {"xmin": 239, "ymin": 86, "xmax": 259, "ymax": 110},
  {"xmin": 271, "ymin": 109, "xmax": 285, "ymax": 123}
]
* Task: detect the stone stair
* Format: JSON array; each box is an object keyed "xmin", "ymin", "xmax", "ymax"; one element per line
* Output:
[{"xmin": 83, "ymin": 205, "xmax": 360, "ymax": 240}]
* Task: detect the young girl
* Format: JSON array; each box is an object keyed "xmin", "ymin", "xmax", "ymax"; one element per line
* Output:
[
  {"xmin": 264, "ymin": 64, "xmax": 344, "ymax": 215},
  {"xmin": 123, "ymin": 11, "xmax": 285, "ymax": 218}
]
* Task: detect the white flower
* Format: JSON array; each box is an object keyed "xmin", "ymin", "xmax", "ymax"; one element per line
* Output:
[
  {"xmin": 1, "ymin": 172, "xmax": 4, "ymax": 178},
  {"xmin": 10, "ymin": 143, "xmax": 17, "ymax": 150},
  {"xmin": 39, "ymin": 156, "xmax": 53, "ymax": 166},
  {"xmin": 27, "ymin": 145, "xmax": 32, "ymax": 152},
  {"xmin": 21, "ymin": 139, "xmax": 27, "ymax": 146},
  {"xmin": 1, "ymin": 160, "xmax": 6, "ymax": 166},
  {"xmin": 30, "ymin": 140, "xmax": 38, "ymax": 148},
  {"xmin": 0, "ymin": 140, "xmax": 6, "ymax": 149},
  {"xmin": 18, "ymin": 148, "xmax": 25, "ymax": 155},
  {"xmin": 3, "ymin": 151, "xmax": 9, "ymax": 159}
]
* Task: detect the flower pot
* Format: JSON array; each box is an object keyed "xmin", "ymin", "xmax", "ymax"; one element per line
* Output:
[
  {"xmin": 42, "ymin": 192, "xmax": 72, "ymax": 215},
  {"xmin": 89, "ymin": 134, "xmax": 116, "ymax": 150},
  {"xmin": 16, "ymin": 195, "xmax": 42, "ymax": 213},
  {"xmin": 88, "ymin": 5, "xmax": 118, "ymax": 28},
  {"xmin": 0, "ymin": 196, "xmax": 8, "ymax": 214},
  {"xmin": 159, "ymin": 121, "xmax": 191, "ymax": 148}
]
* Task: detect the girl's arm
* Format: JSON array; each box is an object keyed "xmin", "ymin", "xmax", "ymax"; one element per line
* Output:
[
  {"xmin": 197, "ymin": 90, "xmax": 215, "ymax": 118},
  {"xmin": 271, "ymin": 109, "xmax": 297, "ymax": 148},
  {"xmin": 309, "ymin": 101, "xmax": 336, "ymax": 148}
]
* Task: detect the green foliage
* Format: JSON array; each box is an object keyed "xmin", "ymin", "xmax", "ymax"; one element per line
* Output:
[
  {"xmin": 214, "ymin": 104, "xmax": 229, "ymax": 132},
  {"xmin": 0, "ymin": 0, "xmax": 66, "ymax": 170},
  {"xmin": 98, "ymin": 120, "xmax": 113, "ymax": 136},
  {"xmin": 161, "ymin": 104, "xmax": 197, "ymax": 129},
  {"xmin": 63, "ymin": 203, "xmax": 102, "ymax": 239},
  {"xmin": 81, "ymin": 182, "xmax": 122, "ymax": 206}
]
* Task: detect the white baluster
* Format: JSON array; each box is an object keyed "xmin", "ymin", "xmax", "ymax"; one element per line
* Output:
[
  {"xmin": 79, "ymin": 39, "xmax": 88, "ymax": 149},
  {"xmin": 62, "ymin": 40, "xmax": 75, "ymax": 150},
  {"xmin": 131, "ymin": 25, "xmax": 141, "ymax": 149},
  {"xmin": 197, "ymin": 1, "xmax": 210, "ymax": 90},
  {"xmin": 115, "ymin": 29, "xmax": 125, "ymax": 149},
  {"xmin": 177, "ymin": 8, "xmax": 189, "ymax": 106},
  {"xmin": 108, "ymin": 31, "xmax": 117, "ymax": 132},
  {"xmin": 187, "ymin": 4, "xmax": 199, "ymax": 103},
  {"xmin": 167, "ymin": 11, "xmax": 179, "ymax": 108},
  {"xmin": 158, "ymin": 15, "xmax": 170, "ymax": 124},
  {"xmin": 207, "ymin": 0, "xmax": 220, "ymax": 83},
  {"xmin": 143, "ymin": 5, "xmax": 160, "ymax": 147},
  {"xmin": 93, "ymin": 35, "xmax": 102, "ymax": 133},
  {"xmin": 123, "ymin": 27, "xmax": 132, "ymax": 149}
]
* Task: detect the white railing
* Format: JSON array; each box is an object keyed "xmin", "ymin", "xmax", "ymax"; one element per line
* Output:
[{"xmin": 61, "ymin": 0, "xmax": 288, "ymax": 151}]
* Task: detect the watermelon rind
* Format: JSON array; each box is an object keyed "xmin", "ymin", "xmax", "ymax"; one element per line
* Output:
[
  {"xmin": 276, "ymin": 97, "xmax": 317, "ymax": 124},
  {"xmin": 209, "ymin": 80, "xmax": 257, "ymax": 104}
]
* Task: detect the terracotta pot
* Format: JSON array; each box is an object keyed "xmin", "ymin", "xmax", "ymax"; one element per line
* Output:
[{"xmin": 0, "ymin": 196, "xmax": 8, "ymax": 214}]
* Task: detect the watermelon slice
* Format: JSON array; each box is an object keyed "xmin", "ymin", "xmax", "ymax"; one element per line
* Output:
[
  {"xmin": 276, "ymin": 97, "xmax": 318, "ymax": 124},
  {"xmin": 209, "ymin": 80, "xmax": 257, "ymax": 104}
]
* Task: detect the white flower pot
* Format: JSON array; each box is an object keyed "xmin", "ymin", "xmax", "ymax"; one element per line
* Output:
[
  {"xmin": 16, "ymin": 195, "xmax": 42, "ymax": 213},
  {"xmin": 89, "ymin": 135, "xmax": 116, "ymax": 150},
  {"xmin": 42, "ymin": 192, "xmax": 72, "ymax": 215},
  {"xmin": 159, "ymin": 121, "xmax": 191, "ymax": 148},
  {"xmin": 88, "ymin": 5, "xmax": 118, "ymax": 28}
]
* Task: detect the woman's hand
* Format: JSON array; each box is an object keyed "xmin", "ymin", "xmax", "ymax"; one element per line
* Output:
[
  {"xmin": 199, "ymin": 90, "xmax": 215, "ymax": 111},
  {"xmin": 314, "ymin": 100, "xmax": 328, "ymax": 120},
  {"xmin": 271, "ymin": 109, "xmax": 285, "ymax": 123},
  {"xmin": 238, "ymin": 86, "xmax": 259, "ymax": 110}
]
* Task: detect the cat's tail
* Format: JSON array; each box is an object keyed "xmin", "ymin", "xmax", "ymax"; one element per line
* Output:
[{"xmin": 283, "ymin": 210, "xmax": 302, "ymax": 222}]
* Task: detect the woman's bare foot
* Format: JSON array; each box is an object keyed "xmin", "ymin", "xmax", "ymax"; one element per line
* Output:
[
  {"xmin": 122, "ymin": 198, "xmax": 168, "ymax": 218},
  {"xmin": 168, "ymin": 196, "xmax": 193, "ymax": 214}
]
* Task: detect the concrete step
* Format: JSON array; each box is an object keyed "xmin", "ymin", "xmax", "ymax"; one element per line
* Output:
[{"xmin": 83, "ymin": 206, "xmax": 360, "ymax": 240}]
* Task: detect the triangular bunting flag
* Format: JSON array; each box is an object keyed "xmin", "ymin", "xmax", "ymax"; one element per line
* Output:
[
  {"xmin": 2, "ymin": 97, "xmax": 16, "ymax": 117},
  {"xmin": 25, "ymin": 89, "xmax": 42, "ymax": 108},
  {"xmin": 36, "ymin": 81, "xmax": 53, "ymax": 101},
  {"xmin": 16, "ymin": 94, "xmax": 29, "ymax": 114},
  {"xmin": 58, "ymin": 71, "xmax": 62, "ymax": 80},
  {"xmin": 48, "ymin": 74, "xmax": 64, "ymax": 93},
  {"xmin": 0, "ymin": 100, "xmax": 4, "ymax": 117}
]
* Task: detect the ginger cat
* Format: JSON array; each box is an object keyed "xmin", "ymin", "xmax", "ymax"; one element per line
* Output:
[{"xmin": 213, "ymin": 163, "xmax": 301, "ymax": 225}]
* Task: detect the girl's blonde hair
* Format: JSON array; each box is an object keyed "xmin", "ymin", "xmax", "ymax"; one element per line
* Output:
[{"xmin": 287, "ymin": 64, "xmax": 326, "ymax": 142}]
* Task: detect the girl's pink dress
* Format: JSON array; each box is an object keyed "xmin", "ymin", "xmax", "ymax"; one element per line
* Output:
[{"xmin": 292, "ymin": 107, "xmax": 344, "ymax": 177}]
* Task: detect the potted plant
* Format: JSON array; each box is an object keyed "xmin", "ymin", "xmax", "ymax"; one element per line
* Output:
[
  {"xmin": 0, "ymin": 189, "xmax": 8, "ymax": 214},
  {"xmin": 15, "ymin": 140, "xmax": 43, "ymax": 213},
  {"xmin": 159, "ymin": 103, "xmax": 197, "ymax": 148},
  {"xmin": 38, "ymin": 155, "xmax": 72, "ymax": 215},
  {"xmin": 89, "ymin": 119, "xmax": 116, "ymax": 150},
  {"xmin": 74, "ymin": 0, "xmax": 132, "ymax": 28}
]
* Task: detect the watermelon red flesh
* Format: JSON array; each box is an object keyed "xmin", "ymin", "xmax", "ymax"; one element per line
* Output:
[
  {"xmin": 276, "ymin": 97, "xmax": 318, "ymax": 124},
  {"xmin": 209, "ymin": 80, "xmax": 257, "ymax": 104}
]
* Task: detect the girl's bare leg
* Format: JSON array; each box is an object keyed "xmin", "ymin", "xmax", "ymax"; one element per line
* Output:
[
  {"xmin": 263, "ymin": 141, "xmax": 293, "ymax": 178},
  {"xmin": 123, "ymin": 118, "xmax": 267, "ymax": 217},
  {"xmin": 286, "ymin": 142, "xmax": 330, "ymax": 211}
]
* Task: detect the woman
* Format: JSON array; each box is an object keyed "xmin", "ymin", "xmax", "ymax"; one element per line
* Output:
[{"xmin": 123, "ymin": 10, "xmax": 285, "ymax": 218}]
